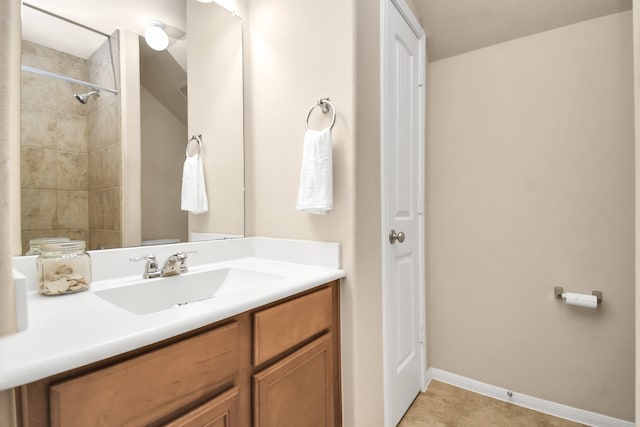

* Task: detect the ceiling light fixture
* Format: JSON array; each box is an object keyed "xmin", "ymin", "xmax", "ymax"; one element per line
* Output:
[
  {"xmin": 145, "ymin": 20, "xmax": 169, "ymax": 51},
  {"xmin": 196, "ymin": 0, "xmax": 236, "ymax": 15}
]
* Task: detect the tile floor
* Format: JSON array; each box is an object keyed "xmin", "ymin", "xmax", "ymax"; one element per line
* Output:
[{"xmin": 398, "ymin": 381, "xmax": 586, "ymax": 426}]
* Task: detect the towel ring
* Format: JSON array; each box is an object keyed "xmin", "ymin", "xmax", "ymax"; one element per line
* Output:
[
  {"xmin": 186, "ymin": 134, "xmax": 202, "ymax": 157},
  {"xmin": 305, "ymin": 98, "xmax": 336, "ymax": 131}
]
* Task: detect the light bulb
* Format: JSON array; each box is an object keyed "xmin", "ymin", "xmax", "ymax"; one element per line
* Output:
[{"xmin": 145, "ymin": 21, "xmax": 169, "ymax": 51}]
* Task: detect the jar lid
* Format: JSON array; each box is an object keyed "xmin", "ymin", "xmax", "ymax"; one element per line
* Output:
[
  {"xmin": 29, "ymin": 237, "xmax": 70, "ymax": 248},
  {"xmin": 41, "ymin": 240, "xmax": 86, "ymax": 253}
]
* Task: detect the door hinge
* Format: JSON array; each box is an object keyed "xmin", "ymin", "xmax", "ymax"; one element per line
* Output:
[
  {"xmin": 419, "ymin": 324, "xmax": 425, "ymax": 344},
  {"xmin": 418, "ymin": 197, "xmax": 424, "ymax": 214},
  {"xmin": 418, "ymin": 69, "xmax": 424, "ymax": 87}
]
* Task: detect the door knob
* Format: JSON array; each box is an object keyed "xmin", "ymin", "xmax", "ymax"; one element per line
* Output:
[{"xmin": 389, "ymin": 229, "xmax": 405, "ymax": 244}]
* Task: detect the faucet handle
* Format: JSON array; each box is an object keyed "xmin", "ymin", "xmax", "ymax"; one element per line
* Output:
[
  {"xmin": 130, "ymin": 255, "xmax": 159, "ymax": 279},
  {"xmin": 175, "ymin": 250, "xmax": 197, "ymax": 273}
]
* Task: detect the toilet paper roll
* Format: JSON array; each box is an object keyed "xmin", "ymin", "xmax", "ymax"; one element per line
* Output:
[{"xmin": 564, "ymin": 292, "xmax": 598, "ymax": 309}]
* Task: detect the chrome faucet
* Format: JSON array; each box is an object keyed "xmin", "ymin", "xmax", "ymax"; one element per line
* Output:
[{"xmin": 130, "ymin": 251, "xmax": 192, "ymax": 279}]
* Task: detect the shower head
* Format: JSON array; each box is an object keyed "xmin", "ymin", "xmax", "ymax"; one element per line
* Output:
[{"xmin": 74, "ymin": 90, "xmax": 100, "ymax": 104}]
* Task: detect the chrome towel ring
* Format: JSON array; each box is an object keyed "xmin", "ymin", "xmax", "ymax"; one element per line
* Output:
[
  {"xmin": 186, "ymin": 134, "xmax": 202, "ymax": 157},
  {"xmin": 305, "ymin": 98, "xmax": 336, "ymax": 131}
]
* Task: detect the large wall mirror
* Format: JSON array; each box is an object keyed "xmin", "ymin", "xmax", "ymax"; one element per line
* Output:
[{"xmin": 19, "ymin": 0, "xmax": 244, "ymax": 255}]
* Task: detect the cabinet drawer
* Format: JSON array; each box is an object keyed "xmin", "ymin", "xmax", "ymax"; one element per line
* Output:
[
  {"xmin": 49, "ymin": 322, "xmax": 239, "ymax": 427},
  {"xmin": 166, "ymin": 387, "xmax": 240, "ymax": 427},
  {"xmin": 253, "ymin": 287, "xmax": 333, "ymax": 366}
]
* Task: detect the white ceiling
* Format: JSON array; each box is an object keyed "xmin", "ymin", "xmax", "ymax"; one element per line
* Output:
[
  {"xmin": 22, "ymin": 0, "xmax": 189, "ymax": 67},
  {"xmin": 21, "ymin": 0, "xmax": 633, "ymax": 64},
  {"xmin": 412, "ymin": 0, "xmax": 632, "ymax": 61}
]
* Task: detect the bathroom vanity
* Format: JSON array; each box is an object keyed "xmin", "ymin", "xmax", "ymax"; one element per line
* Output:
[{"xmin": 4, "ymin": 238, "xmax": 345, "ymax": 427}]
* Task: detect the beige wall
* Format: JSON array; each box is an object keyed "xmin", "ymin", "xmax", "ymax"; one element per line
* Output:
[
  {"xmin": 244, "ymin": 0, "xmax": 388, "ymax": 425},
  {"xmin": 0, "ymin": 0, "xmax": 20, "ymax": 424},
  {"xmin": 120, "ymin": 29, "xmax": 142, "ymax": 248},
  {"xmin": 141, "ymin": 86, "xmax": 188, "ymax": 242},
  {"xmin": 188, "ymin": 0, "xmax": 244, "ymax": 238},
  {"xmin": 353, "ymin": 0, "xmax": 385, "ymax": 424},
  {"xmin": 427, "ymin": 12, "xmax": 634, "ymax": 420},
  {"xmin": 634, "ymin": 2, "xmax": 640, "ymax": 424}
]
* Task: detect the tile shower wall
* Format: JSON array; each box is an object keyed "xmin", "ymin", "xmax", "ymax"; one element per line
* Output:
[
  {"xmin": 20, "ymin": 34, "xmax": 122, "ymax": 253},
  {"xmin": 21, "ymin": 40, "xmax": 90, "ymax": 253}
]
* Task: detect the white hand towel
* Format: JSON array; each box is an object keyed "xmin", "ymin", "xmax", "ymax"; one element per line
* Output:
[
  {"xmin": 296, "ymin": 128, "xmax": 333, "ymax": 214},
  {"xmin": 181, "ymin": 153, "xmax": 209, "ymax": 214}
]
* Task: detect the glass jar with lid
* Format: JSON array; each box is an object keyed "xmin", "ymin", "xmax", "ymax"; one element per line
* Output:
[
  {"xmin": 37, "ymin": 240, "xmax": 91, "ymax": 296},
  {"xmin": 26, "ymin": 237, "xmax": 70, "ymax": 256}
]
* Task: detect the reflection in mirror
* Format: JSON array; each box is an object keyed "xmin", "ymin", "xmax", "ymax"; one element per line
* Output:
[{"xmin": 19, "ymin": 0, "xmax": 244, "ymax": 255}]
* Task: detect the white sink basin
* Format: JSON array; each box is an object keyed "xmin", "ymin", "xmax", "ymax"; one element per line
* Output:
[{"xmin": 95, "ymin": 267, "xmax": 283, "ymax": 315}]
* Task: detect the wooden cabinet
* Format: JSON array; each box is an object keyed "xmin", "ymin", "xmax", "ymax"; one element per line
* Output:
[
  {"xmin": 16, "ymin": 281, "xmax": 340, "ymax": 427},
  {"xmin": 253, "ymin": 334, "xmax": 334, "ymax": 427},
  {"xmin": 252, "ymin": 286, "xmax": 340, "ymax": 427},
  {"xmin": 49, "ymin": 323, "xmax": 240, "ymax": 427}
]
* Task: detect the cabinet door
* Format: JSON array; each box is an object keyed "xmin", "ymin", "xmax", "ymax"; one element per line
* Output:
[
  {"xmin": 165, "ymin": 387, "xmax": 240, "ymax": 427},
  {"xmin": 253, "ymin": 334, "xmax": 334, "ymax": 427}
]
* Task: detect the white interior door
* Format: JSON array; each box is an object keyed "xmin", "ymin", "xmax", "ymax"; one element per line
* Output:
[{"xmin": 381, "ymin": 0, "xmax": 426, "ymax": 426}]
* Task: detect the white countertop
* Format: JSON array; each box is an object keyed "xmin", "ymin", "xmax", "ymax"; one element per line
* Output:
[{"xmin": 1, "ymin": 238, "xmax": 344, "ymax": 391}]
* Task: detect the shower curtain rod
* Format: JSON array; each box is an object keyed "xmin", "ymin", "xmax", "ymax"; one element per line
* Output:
[{"xmin": 21, "ymin": 65, "xmax": 119, "ymax": 96}]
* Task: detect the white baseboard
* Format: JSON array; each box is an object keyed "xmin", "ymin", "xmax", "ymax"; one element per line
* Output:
[{"xmin": 429, "ymin": 368, "xmax": 634, "ymax": 427}]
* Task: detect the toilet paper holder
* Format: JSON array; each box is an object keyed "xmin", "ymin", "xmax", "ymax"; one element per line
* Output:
[{"xmin": 554, "ymin": 286, "xmax": 602, "ymax": 304}]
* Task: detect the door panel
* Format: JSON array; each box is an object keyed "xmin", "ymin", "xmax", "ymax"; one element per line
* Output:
[{"xmin": 383, "ymin": 1, "xmax": 424, "ymax": 425}]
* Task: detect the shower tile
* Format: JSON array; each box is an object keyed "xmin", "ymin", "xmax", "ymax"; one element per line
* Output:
[
  {"xmin": 96, "ymin": 101, "xmax": 121, "ymax": 148},
  {"xmin": 88, "ymin": 41, "xmax": 109, "ymax": 70},
  {"xmin": 64, "ymin": 229, "xmax": 90, "ymax": 244},
  {"xmin": 88, "ymin": 101, "xmax": 119, "ymax": 151},
  {"xmin": 21, "ymin": 41, "xmax": 57, "ymax": 73},
  {"xmin": 89, "ymin": 190, "xmax": 105, "ymax": 229},
  {"xmin": 57, "ymin": 112, "xmax": 88, "ymax": 153},
  {"xmin": 21, "ymin": 147, "xmax": 57, "ymax": 189},
  {"xmin": 98, "ymin": 62, "xmax": 118, "ymax": 91},
  {"xmin": 57, "ymin": 81, "xmax": 90, "ymax": 115},
  {"xmin": 56, "ymin": 51, "xmax": 88, "ymax": 81},
  {"xmin": 57, "ymin": 190, "xmax": 89, "ymax": 230},
  {"xmin": 57, "ymin": 152, "xmax": 89, "ymax": 191},
  {"xmin": 103, "ymin": 187, "xmax": 122, "ymax": 231},
  {"xmin": 100, "ymin": 230, "xmax": 122, "ymax": 249},
  {"xmin": 89, "ymin": 229, "xmax": 103, "ymax": 251},
  {"xmin": 20, "ymin": 105, "xmax": 56, "ymax": 149},
  {"xmin": 21, "ymin": 229, "xmax": 64, "ymax": 256},
  {"xmin": 21, "ymin": 189, "xmax": 57, "ymax": 230},
  {"xmin": 87, "ymin": 111, "xmax": 99, "ymax": 152},
  {"xmin": 21, "ymin": 72, "xmax": 56, "ymax": 110},
  {"xmin": 107, "ymin": 100, "xmax": 121, "ymax": 139},
  {"xmin": 89, "ymin": 229, "xmax": 122, "ymax": 250},
  {"xmin": 90, "ymin": 64, "xmax": 118, "ymax": 114},
  {"xmin": 103, "ymin": 143, "xmax": 122, "ymax": 188},
  {"xmin": 88, "ymin": 150, "xmax": 106, "ymax": 190}
]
